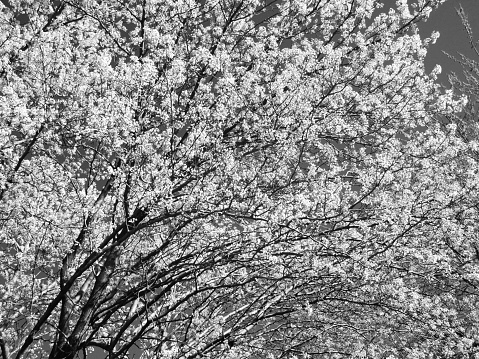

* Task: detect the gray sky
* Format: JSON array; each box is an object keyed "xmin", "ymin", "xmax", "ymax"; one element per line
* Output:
[{"xmin": 419, "ymin": 0, "xmax": 479, "ymax": 85}]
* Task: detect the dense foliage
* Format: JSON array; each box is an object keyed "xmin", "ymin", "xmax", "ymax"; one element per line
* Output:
[{"xmin": 1, "ymin": 0, "xmax": 478, "ymax": 358}]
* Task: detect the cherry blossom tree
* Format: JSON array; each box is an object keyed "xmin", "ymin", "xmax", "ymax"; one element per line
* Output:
[{"xmin": 0, "ymin": 0, "xmax": 477, "ymax": 358}]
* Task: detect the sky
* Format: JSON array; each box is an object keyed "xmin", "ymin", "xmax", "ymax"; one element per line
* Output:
[{"xmin": 418, "ymin": 0, "xmax": 479, "ymax": 85}]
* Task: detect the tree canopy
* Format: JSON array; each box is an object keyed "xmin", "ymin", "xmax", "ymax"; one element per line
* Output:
[{"xmin": 1, "ymin": 0, "xmax": 478, "ymax": 358}]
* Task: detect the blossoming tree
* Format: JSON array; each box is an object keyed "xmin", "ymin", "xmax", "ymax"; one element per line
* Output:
[{"xmin": 1, "ymin": 0, "xmax": 477, "ymax": 358}]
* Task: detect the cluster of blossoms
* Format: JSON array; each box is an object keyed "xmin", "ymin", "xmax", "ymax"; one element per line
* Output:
[{"xmin": 0, "ymin": 0, "xmax": 478, "ymax": 358}]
